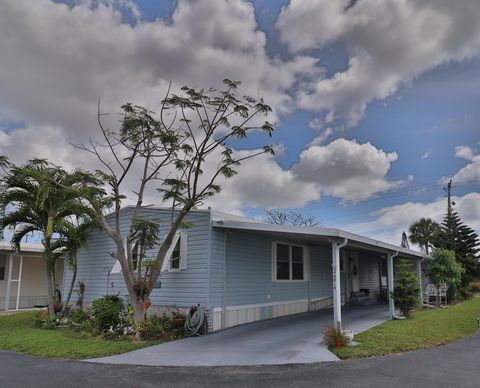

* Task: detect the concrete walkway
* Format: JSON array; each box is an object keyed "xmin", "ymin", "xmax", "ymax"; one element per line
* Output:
[{"xmin": 88, "ymin": 304, "xmax": 390, "ymax": 366}]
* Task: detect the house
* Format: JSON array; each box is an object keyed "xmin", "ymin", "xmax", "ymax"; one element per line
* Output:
[
  {"xmin": 0, "ymin": 241, "xmax": 64, "ymax": 312},
  {"xmin": 65, "ymin": 207, "xmax": 426, "ymax": 331}
]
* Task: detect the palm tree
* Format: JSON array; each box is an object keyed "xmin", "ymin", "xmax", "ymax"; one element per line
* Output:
[
  {"xmin": 54, "ymin": 219, "xmax": 96, "ymax": 315},
  {"xmin": 408, "ymin": 218, "xmax": 441, "ymax": 255},
  {"xmin": 0, "ymin": 159, "xmax": 98, "ymax": 316}
]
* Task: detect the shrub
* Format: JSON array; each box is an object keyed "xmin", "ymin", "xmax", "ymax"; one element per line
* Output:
[
  {"xmin": 323, "ymin": 325, "xmax": 349, "ymax": 348},
  {"xmin": 90, "ymin": 295, "xmax": 125, "ymax": 332},
  {"xmin": 392, "ymin": 259, "xmax": 420, "ymax": 317},
  {"xmin": 137, "ymin": 315, "xmax": 173, "ymax": 340},
  {"xmin": 69, "ymin": 308, "xmax": 90, "ymax": 325},
  {"xmin": 427, "ymin": 248, "xmax": 465, "ymax": 301}
]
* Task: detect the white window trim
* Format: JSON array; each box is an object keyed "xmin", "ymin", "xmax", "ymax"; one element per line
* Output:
[
  {"xmin": 272, "ymin": 241, "xmax": 309, "ymax": 282},
  {"xmin": 160, "ymin": 232, "xmax": 188, "ymax": 272}
]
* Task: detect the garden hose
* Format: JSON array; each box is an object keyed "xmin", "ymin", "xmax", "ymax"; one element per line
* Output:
[{"xmin": 184, "ymin": 305, "xmax": 206, "ymax": 335}]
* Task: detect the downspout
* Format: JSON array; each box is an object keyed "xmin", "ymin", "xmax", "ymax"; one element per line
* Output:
[{"xmin": 388, "ymin": 251, "xmax": 404, "ymax": 320}]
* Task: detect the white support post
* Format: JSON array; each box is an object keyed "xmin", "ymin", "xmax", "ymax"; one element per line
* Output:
[
  {"xmin": 416, "ymin": 259, "xmax": 424, "ymax": 305},
  {"xmin": 4, "ymin": 253, "xmax": 14, "ymax": 313},
  {"xmin": 332, "ymin": 239, "xmax": 347, "ymax": 330},
  {"xmin": 387, "ymin": 251, "xmax": 398, "ymax": 319},
  {"xmin": 15, "ymin": 255, "xmax": 24, "ymax": 310}
]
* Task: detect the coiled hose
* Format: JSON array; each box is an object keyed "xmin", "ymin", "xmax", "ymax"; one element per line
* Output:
[{"xmin": 184, "ymin": 305, "xmax": 206, "ymax": 335}]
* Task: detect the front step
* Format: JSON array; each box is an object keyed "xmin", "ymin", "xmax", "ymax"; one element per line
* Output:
[{"xmin": 349, "ymin": 295, "xmax": 377, "ymax": 306}]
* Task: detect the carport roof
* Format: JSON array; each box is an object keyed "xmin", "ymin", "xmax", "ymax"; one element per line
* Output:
[
  {"xmin": 212, "ymin": 219, "xmax": 425, "ymax": 259},
  {"xmin": 0, "ymin": 241, "xmax": 44, "ymax": 254}
]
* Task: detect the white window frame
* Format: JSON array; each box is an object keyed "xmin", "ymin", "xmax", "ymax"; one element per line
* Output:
[
  {"xmin": 160, "ymin": 232, "xmax": 188, "ymax": 272},
  {"xmin": 169, "ymin": 236, "xmax": 181, "ymax": 272},
  {"xmin": 272, "ymin": 241, "xmax": 309, "ymax": 282}
]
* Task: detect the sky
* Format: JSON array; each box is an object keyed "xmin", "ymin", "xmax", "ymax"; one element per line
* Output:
[{"xmin": 0, "ymin": 0, "xmax": 479, "ymax": 247}]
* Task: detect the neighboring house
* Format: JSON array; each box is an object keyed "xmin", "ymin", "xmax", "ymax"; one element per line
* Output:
[
  {"xmin": 0, "ymin": 241, "xmax": 64, "ymax": 312},
  {"xmin": 66, "ymin": 207, "xmax": 426, "ymax": 331}
]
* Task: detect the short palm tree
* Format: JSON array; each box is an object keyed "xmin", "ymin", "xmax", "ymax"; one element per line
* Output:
[
  {"xmin": 53, "ymin": 219, "xmax": 96, "ymax": 315},
  {"xmin": 0, "ymin": 159, "xmax": 99, "ymax": 316},
  {"xmin": 408, "ymin": 218, "xmax": 441, "ymax": 255}
]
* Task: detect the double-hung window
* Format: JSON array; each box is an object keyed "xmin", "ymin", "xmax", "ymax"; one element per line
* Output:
[{"xmin": 273, "ymin": 242, "xmax": 306, "ymax": 281}]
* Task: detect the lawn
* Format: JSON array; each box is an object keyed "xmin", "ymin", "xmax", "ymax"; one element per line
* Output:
[
  {"xmin": 333, "ymin": 296, "xmax": 480, "ymax": 359},
  {"xmin": 0, "ymin": 311, "xmax": 159, "ymax": 359}
]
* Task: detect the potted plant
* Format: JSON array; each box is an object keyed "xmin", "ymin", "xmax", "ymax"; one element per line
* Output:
[
  {"xmin": 322, "ymin": 324, "xmax": 350, "ymax": 348},
  {"xmin": 171, "ymin": 309, "xmax": 186, "ymax": 329}
]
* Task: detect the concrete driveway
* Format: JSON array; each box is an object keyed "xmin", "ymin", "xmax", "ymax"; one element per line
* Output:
[{"xmin": 88, "ymin": 304, "xmax": 390, "ymax": 366}]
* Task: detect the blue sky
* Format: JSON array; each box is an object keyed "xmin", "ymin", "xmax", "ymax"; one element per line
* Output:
[{"xmin": 0, "ymin": 0, "xmax": 479, "ymax": 245}]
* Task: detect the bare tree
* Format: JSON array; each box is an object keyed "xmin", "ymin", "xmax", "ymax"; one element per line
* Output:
[
  {"xmin": 265, "ymin": 209, "xmax": 319, "ymax": 227},
  {"xmin": 81, "ymin": 79, "xmax": 274, "ymax": 320}
]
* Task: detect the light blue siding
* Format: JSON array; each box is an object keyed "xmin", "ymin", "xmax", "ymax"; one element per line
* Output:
[
  {"xmin": 359, "ymin": 253, "xmax": 381, "ymax": 296},
  {"xmin": 310, "ymin": 245, "xmax": 334, "ymax": 299},
  {"xmin": 209, "ymin": 228, "xmax": 225, "ymax": 308},
  {"xmin": 63, "ymin": 208, "xmax": 211, "ymax": 308},
  {"xmin": 207, "ymin": 230, "xmax": 336, "ymax": 309}
]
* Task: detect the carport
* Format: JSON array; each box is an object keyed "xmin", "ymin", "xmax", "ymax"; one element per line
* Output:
[{"xmin": 213, "ymin": 220, "xmax": 426, "ymax": 331}]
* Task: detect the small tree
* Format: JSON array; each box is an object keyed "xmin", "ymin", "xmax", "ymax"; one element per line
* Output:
[
  {"xmin": 392, "ymin": 259, "xmax": 420, "ymax": 318},
  {"xmin": 81, "ymin": 79, "xmax": 275, "ymax": 320},
  {"xmin": 264, "ymin": 209, "xmax": 319, "ymax": 227},
  {"xmin": 426, "ymin": 248, "xmax": 464, "ymax": 302}
]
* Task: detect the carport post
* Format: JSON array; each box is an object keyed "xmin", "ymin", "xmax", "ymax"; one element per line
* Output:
[
  {"xmin": 331, "ymin": 239, "xmax": 347, "ymax": 330},
  {"xmin": 4, "ymin": 253, "xmax": 14, "ymax": 313},
  {"xmin": 417, "ymin": 258, "xmax": 425, "ymax": 305},
  {"xmin": 387, "ymin": 251, "xmax": 398, "ymax": 318}
]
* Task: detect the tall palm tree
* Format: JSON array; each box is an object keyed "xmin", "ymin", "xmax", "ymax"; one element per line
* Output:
[
  {"xmin": 408, "ymin": 218, "xmax": 441, "ymax": 255},
  {"xmin": 0, "ymin": 159, "xmax": 98, "ymax": 316}
]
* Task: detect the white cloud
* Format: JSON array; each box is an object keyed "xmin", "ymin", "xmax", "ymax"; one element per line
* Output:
[
  {"xmin": 293, "ymin": 138, "xmax": 402, "ymax": 201},
  {"xmin": 204, "ymin": 150, "xmax": 321, "ymax": 213},
  {"xmin": 277, "ymin": 0, "xmax": 480, "ymax": 127},
  {"xmin": 309, "ymin": 128, "xmax": 334, "ymax": 146},
  {"xmin": 345, "ymin": 192, "xmax": 480, "ymax": 246},
  {"xmin": 201, "ymin": 138, "xmax": 405, "ymax": 212},
  {"xmin": 308, "ymin": 117, "xmax": 323, "ymax": 130},
  {"xmin": 439, "ymin": 145, "xmax": 480, "ymax": 185},
  {"xmin": 451, "ymin": 147, "xmax": 480, "ymax": 184},
  {"xmin": 421, "ymin": 148, "xmax": 432, "ymax": 160},
  {"xmin": 0, "ymin": 0, "xmax": 321, "ymax": 145},
  {"xmin": 454, "ymin": 145, "xmax": 475, "ymax": 161}
]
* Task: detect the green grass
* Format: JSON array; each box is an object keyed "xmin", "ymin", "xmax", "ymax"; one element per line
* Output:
[
  {"xmin": 0, "ymin": 312, "xmax": 159, "ymax": 359},
  {"xmin": 333, "ymin": 296, "xmax": 480, "ymax": 359}
]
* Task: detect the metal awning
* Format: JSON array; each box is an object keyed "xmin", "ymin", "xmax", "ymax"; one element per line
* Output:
[{"xmin": 213, "ymin": 220, "xmax": 425, "ymax": 259}]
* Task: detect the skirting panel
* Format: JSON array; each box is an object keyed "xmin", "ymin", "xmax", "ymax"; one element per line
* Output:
[{"xmin": 211, "ymin": 296, "xmax": 345, "ymax": 332}]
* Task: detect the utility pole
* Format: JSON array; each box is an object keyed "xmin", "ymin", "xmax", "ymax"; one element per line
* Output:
[{"xmin": 446, "ymin": 179, "xmax": 452, "ymax": 215}]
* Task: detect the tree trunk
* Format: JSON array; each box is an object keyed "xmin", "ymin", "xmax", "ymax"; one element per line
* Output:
[
  {"xmin": 133, "ymin": 301, "xmax": 146, "ymax": 321},
  {"xmin": 61, "ymin": 265, "xmax": 77, "ymax": 316},
  {"xmin": 45, "ymin": 265, "xmax": 56, "ymax": 317}
]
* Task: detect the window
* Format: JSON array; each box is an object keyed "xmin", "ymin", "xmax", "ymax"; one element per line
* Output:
[
  {"xmin": 170, "ymin": 238, "xmax": 181, "ymax": 270},
  {"xmin": 0, "ymin": 254, "xmax": 5, "ymax": 281},
  {"xmin": 132, "ymin": 243, "xmax": 139, "ymax": 271},
  {"xmin": 160, "ymin": 232, "xmax": 188, "ymax": 272},
  {"xmin": 273, "ymin": 242, "xmax": 306, "ymax": 281}
]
